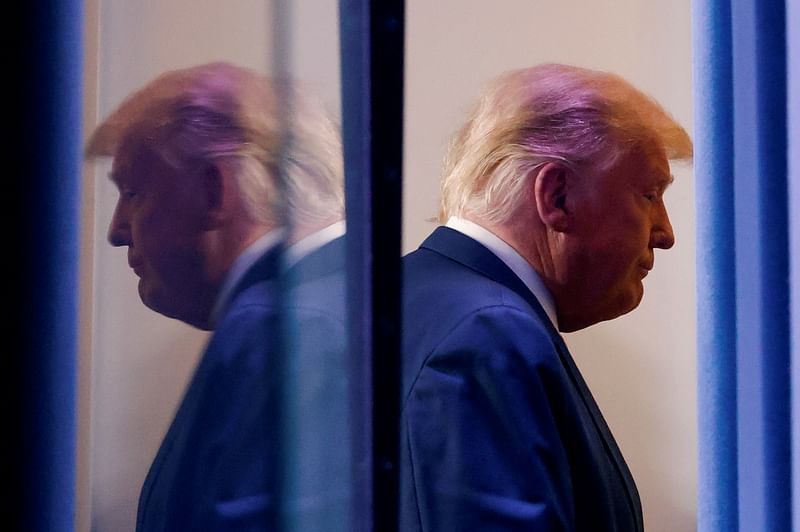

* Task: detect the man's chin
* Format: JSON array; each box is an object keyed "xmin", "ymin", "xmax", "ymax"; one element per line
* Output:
[
  {"xmin": 140, "ymin": 293, "xmax": 166, "ymax": 317},
  {"xmin": 604, "ymin": 285, "xmax": 645, "ymax": 322},
  {"xmin": 620, "ymin": 285, "xmax": 645, "ymax": 318},
  {"xmin": 139, "ymin": 284, "xmax": 211, "ymax": 329},
  {"xmin": 138, "ymin": 283, "xmax": 177, "ymax": 319}
]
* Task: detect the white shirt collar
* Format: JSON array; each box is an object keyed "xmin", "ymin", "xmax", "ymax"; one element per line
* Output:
[
  {"xmin": 445, "ymin": 217, "xmax": 558, "ymax": 328},
  {"xmin": 209, "ymin": 228, "xmax": 285, "ymax": 327},
  {"xmin": 284, "ymin": 220, "xmax": 346, "ymax": 269},
  {"xmin": 209, "ymin": 221, "xmax": 346, "ymax": 327}
]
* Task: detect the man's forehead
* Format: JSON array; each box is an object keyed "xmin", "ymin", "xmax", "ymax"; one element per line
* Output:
[
  {"xmin": 109, "ymin": 153, "xmax": 135, "ymax": 185},
  {"xmin": 109, "ymin": 140, "xmax": 156, "ymax": 183},
  {"xmin": 633, "ymin": 141, "xmax": 673, "ymax": 183},
  {"xmin": 652, "ymin": 156, "xmax": 675, "ymax": 187}
]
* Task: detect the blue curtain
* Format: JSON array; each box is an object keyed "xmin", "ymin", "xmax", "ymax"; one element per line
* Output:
[
  {"xmin": 9, "ymin": 1, "xmax": 83, "ymax": 530},
  {"xmin": 693, "ymin": 0, "xmax": 795, "ymax": 530}
]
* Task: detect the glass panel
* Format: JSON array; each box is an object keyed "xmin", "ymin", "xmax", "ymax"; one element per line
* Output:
[{"xmin": 83, "ymin": 1, "xmax": 352, "ymax": 530}]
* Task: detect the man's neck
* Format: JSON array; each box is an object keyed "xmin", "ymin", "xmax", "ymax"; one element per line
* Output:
[
  {"xmin": 449, "ymin": 216, "xmax": 559, "ymax": 329},
  {"xmin": 206, "ymin": 225, "xmax": 284, "ymax": 327}
]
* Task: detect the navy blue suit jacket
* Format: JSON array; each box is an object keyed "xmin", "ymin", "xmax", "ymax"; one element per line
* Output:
[
  {"xmin": 136, "ymin": 237, "xmax": 351, "ymax": 532},
  {"xmin": 400, "ymin": 227, "xmax": 643, "ymax": 532}
]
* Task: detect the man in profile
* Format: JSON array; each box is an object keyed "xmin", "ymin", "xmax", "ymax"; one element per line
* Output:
[
  {"xmin": 400, "ymin": 64, "xmax": 692, "ymax": 531},
  {"xmin": 86, "ymin": 62, "xmax": 349, "ymax": 531}
]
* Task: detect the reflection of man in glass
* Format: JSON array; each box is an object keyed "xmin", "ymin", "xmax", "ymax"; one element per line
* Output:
[
  {"xmin": 400, "ymin": 64, "xmax": 692, "ymax": 531},
  {"xmin": 86, "ymin": 62, "xmax": 348, "ymax": 531}
]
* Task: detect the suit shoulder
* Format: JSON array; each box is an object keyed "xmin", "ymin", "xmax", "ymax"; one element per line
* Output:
[
  {"xmin": 403, "ymin": 248, "xmax": 554, "ymax": 354},
  {"xmin": 423, "ymin": 303, "xmax": 558, "ymax": 367},
  {"xmin": 403, "ymin": 247, "xmax": 538, "ymax": 315},
  {"xmin": 285, "ymin": 269, "xmax": 347, "ymax": 324},
  {"xmin": 223, "ymin": 279, "xmax": 282, "ymax": 316},
  {"xmin": 204, "ymin": 283, "xmax": 281, "ymax": 370},
  {"xmin": 403, "ymin": 305, "xmax": 564, "ymax": 408}
]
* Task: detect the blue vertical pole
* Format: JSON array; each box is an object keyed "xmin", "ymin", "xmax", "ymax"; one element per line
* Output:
[
  {"xmin": 339, "ymin": 3, "xmax": 375, "ymax": 529},
  {"xmin": 731, "ymin": 0, "xmax": 790, "ymax": 529},
  {"xmin": 692, "ymin": 0, "xmax": 739, "ymax": 530},
  {"xmin": 8, "ymin": 0, "xmax": 82, "ymax": 530},
  {"xmin": 753, "ymin": 1, "xmax": 790, "ymax": 528},
  {"xmin": 694, "ymin": 0, "xmax": 792, "ymax": 529},
  {"xmin": 789, "ymin": 0, "xmax": 800, "ymax": 529},
  {"xmin": 340, "ymin": 0, "xmax": 404, "ymax": 530}
]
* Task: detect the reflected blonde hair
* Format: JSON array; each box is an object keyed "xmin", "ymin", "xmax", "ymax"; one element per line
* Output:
[
  {"xmin": 86, "ymin": 62, "xmax": 344, "ymax": 230},
  {"xmin": 440, "ymin": 63, "xmax": 693, "ymax": 223}
]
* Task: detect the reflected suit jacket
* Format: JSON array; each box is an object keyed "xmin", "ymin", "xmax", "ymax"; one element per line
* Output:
[
  {"xmin": 136, "ymin": 237, "xmax": 351, "ymax": 532},
  {"xmin": 399, "ymin": 227, "xmax": 644, "ymax": 532}
]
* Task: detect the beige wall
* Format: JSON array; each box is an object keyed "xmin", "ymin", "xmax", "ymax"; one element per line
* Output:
[{"xmin": 82, "ymin": 1, "xmax": 695, "ymax": 530}]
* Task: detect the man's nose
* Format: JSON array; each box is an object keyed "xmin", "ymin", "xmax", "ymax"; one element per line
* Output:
[
  {"xmin": 651, "ymin": 205, "xmax": 675, "ymax": 250},
  {"xmin": 107, "ymin": 203, "xmax": 131, "ymax": 247}
]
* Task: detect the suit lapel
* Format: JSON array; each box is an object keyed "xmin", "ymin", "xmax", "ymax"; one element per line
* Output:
[
  {"xmin": 227, "ymin": 244, "xmax": 284, "ymax": 305},
  {"xmin": 420, "ymin": 226, "xmax": 643, "ymax": 530}
]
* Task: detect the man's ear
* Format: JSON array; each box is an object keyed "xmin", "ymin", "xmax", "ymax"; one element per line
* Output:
[{"xmin": 533, "ymin": 162, "xmax": 572, "ymax": 233}]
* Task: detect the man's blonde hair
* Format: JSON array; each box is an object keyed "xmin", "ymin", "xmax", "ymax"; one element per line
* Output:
[
  {"xmin": 440, "ymin": 63, "xmax": 693, "ymax": 223},
  {"xmin": 86, "ymin": 62, "xmax": 344, "ymax": 230}
]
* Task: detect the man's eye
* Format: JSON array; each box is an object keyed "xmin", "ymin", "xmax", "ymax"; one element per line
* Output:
[
  {"xmin": 122, "ymin": 190, "xmax": 138, "ymax": 200},
  {"xmin": 644, "ymin": 193, "xmax": 657, "ymax": 201}
]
